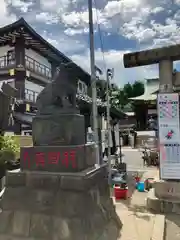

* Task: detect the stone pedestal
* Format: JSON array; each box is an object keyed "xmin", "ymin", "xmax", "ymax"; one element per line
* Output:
[
  {"xmin": 32, "ymin": 114, "xmax": 86, "ymax": 146},
  {"xmin": 0, "ymin": 70, "xmax": 122, "ymax": 239},
  {"xmin": 147, "ymin": 180, "xmax": 180, "ymax": 214},
  {"xmin": 20, "ymin": 113, "xmax": 96, "ymax": 173},
  {"xmin": 0, "ymin": 165, "xmax": 122, "ymax": 239}
]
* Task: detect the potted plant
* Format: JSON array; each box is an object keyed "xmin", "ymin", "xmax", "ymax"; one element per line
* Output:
[{"xmin": 0, "ymin": 136, "xmax": 20, "ymax": 175}]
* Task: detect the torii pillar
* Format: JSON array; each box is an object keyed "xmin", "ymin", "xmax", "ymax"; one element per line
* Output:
[{"xmin": 124, "ymin": 45, "xmax": 180, "ymax": 214}]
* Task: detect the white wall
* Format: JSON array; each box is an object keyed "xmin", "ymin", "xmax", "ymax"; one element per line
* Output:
[
  {"xmin": 148, "ymin": 109, "xmax": 157, "ymax": 115},
  {"xmin": 0, "ymin": 79, "xmax": 15, "ymax": 89},
  {"xmin": 25, "ymin": 48, "xmax": 51, "ymax": 69},
  {"xmin": 0, "ymin": 46, "xmax": 14, "ymax": 68},
  {"xmin": 25, "ymin": 80, "xmax": 44, "ymax": 102},
  {"xmin": 0, "ymin": 46, "xmax": 14, "ymax": 56},
  {"xmin": 25, "ymin": 80, "xmax": 44, "ymax": 93}
]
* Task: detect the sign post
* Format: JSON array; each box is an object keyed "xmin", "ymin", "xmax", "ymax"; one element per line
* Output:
[{"xmin": 158, "ymin": 93, "xmax": 180, "ymax": 179}]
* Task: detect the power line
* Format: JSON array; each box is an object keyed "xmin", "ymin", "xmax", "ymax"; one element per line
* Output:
[{"xmin": 93, "ymin": 0, "xmax": 107, "ymax": 73}]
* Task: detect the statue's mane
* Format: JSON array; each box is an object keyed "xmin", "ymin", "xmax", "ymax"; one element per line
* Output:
[{"xmin": 36, "ymin": 65, "xmax": 78, "ymax": 115}]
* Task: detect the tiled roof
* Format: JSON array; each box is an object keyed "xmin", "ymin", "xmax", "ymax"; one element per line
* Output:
[
  {"xmin": 76, "ymin": 93, "xmax": 107, "ymax": 107},
  {"xmin": 0, "ymin": 18, "xmax": 91, "ymax": 85}
]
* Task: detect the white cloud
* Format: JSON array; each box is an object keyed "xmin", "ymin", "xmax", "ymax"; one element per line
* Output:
[
  {"xmin": 39, "ymin": 0, "xmax": 80, "ymax": 14},
  {"xmin": 5, "ymin": 0, "xmax": 180, "ymax": 87},
  {"xmin": 64, "ymin": 27, "xmax": 89, "ymax": 36},
  {"xmin": 121, "ymin": 21, "xmax": 156, "ymax": 42},
  {"xmin": 35, "ymin": 0, "xmax": 180, "ymax": 48},
  {"xmin": 175, "ymin": 0, "xmax": 180, "ymax": 4},
  {"xmin": 61, "ymin": 8, "xmax": 105, "ymax": 27},
  {"xmin": 9, "ymin": 0, "xmax": 34, "ymax": 13},
  {"xmin": 104, "ymin": 0, "xmax": 142, "ymax": 21},
  {"xmin": 41, "ymin": 31, "xmax": 86, "ymax": 54},
  {"xmin": 0, "ymin": 0, "xmax": 17, "ymax": 26},
  {"xmin": 71, "ymin": 48, "xmax": 158, "ymax": 86},
  {"xmin": 151, "ymin": 7, "xmax": 164, "ymax": 13},
  {"xmin": 36, "ymin": 12, "xmax": 59, "ymax": 24}
]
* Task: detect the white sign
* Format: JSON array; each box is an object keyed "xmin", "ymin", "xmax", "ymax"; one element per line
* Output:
[{"xmin": 158, "ymin": 93, "xmax": 180, "ymax": 179}]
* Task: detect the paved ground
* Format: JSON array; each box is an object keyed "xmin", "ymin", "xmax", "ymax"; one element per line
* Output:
[
  {"xmin": 114, "ymin": 148, "xmax": 162, "ymax": 240},
  {"xmin": 114, "ymin": 168, "xmax": 160, "ymax": 240},
  {"xmin": 165, "ymin": 214, "xmax": 180, "ymax": 240},
  {"xmin": 122, "ymin": 147, "xmax": 146, "ymax": 170}
]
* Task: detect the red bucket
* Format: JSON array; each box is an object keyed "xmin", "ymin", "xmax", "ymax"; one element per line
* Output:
[{"xmin": 114, "ymin": 186, "xmax": 128, "ymax": 200}]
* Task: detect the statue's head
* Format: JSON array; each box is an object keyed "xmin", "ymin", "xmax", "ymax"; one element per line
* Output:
[{"xmin": 53, "ymin": 64, "xmax": 78, "ymax": 88}]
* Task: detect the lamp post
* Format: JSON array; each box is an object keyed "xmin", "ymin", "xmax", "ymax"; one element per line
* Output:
[{"xmin": 106, "ymin": 68, "xmax": 114, "ymax": 184}]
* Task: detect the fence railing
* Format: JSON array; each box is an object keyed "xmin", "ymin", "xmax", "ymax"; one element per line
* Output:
[
  {"xmin": 0, "ymin": 55, "xmax": 15, "ymax": 68},
  {"xmin": 25, "ymin": 88, "xmax": 39, "ymax": 102},
  {"xmin": 0, "ymin": 54, "xmax": 52, "ymax": 80},
  {"xmin": 25, "ymin": 55, "xmax": 52, "ymax": 79}
]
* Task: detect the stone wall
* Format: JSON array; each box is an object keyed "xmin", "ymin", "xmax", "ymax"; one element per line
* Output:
[{"xmin": 0, "ymin": 165, "xmax": 122, "ymax": 240}]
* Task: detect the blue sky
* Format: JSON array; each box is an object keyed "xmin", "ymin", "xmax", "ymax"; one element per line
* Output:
[{"xmin": 2, "ymin": 0, "xmax": 180, "ymax": 86}]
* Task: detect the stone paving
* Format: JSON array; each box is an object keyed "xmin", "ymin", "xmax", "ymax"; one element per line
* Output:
[
  {"xmin": 165, "ymin": 214, "xmax": 180, "ymax": 240},
  {"xmin": 113, "ymin": 147, "xmax": 180, "ymax": 240},
  {"xmin": 114, "ymin": 168, "xmax": 163, "ymax": 240}
]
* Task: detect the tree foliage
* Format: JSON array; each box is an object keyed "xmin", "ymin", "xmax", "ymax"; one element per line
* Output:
[{"xmin": 96, "ymin": 79, "xmax": 144, "ymax": 109}]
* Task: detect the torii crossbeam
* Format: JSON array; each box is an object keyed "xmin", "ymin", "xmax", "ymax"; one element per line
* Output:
[{"xmin": 123, "ymin": 44, "xmax": 180, "ymax": 92}]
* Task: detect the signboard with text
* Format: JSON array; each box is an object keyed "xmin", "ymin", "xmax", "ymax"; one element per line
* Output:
[{"xmin": 158, "ymin": 93, "xmax": 180, "ymax": 179}]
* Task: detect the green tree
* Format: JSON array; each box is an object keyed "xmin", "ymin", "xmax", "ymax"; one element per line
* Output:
[
  {"xmin": 96, "ymin": 79, "xmax": 144, "ymax": 110},
  {"xmin": 123, "ymin": 82, "xmax": 133, "ymax": 98},
  {"xmin": 120, "ymin": 80, "xmax": 144, "ymax": 108},
  {"xmin": 131, "ymin": 81, "xmax": 144, "ymax": 97},
  {"xmin": 123, "ymin": 81, "xmax": 144, "ymax": 99}
]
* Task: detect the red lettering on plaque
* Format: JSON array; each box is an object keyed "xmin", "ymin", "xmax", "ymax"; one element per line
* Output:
[
  {"xmin": 23, "ymin": 151, "xmax": 31, "ymax": 168},
  {"xmin": 62, "ymin": 151, "xmax": 69, "ymax": 168},
  {"xmin": 48, "ymin": 152, "xmax": 60, "ymax": 164},
  {"xmin": 69, "ymin": 151, "xmax": 76, "ymax": 168},
  {"xmin": 35, "ymin": 152, "xmax": 45, "ymax": 166}
]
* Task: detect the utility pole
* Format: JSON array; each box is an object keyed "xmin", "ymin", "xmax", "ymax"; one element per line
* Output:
[
  {"xmin": 88, "ymin": 0, "xmax": 100, "ymax": 165},
  {"xmin": 106, "ymin": 68, "xmax": 114, "ymax": 184}
]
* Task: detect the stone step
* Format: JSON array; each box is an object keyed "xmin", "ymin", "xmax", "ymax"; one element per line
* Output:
[{"xmin": 147, "ymin": 188, "xmax": 180, "ymax": 214}]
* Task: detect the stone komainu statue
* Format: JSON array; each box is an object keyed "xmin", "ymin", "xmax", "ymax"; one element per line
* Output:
[{"xmin": 36, "ymin": 65, "xmax": 78, "ymax": 115}]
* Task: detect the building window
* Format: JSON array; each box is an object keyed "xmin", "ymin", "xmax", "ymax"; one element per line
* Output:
[
  {"xmin": 7, "ymin": 50, "xmax": 15, "ymax": 65},
  {"xmin": 77, "ymin": 80, "xmax": 87, "ymax": 95},
  {"xmin": 25, "ymin": 88, "xmax": 39, "ymax": 102},
  {"xmin": 78, "ymin": 82, "xmax": 83, "ymax": 92}
]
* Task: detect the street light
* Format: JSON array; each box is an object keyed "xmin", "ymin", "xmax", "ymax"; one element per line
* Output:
[{"xmin": 106, "ymin": 68, "xmax": 114, "ymax": 184}]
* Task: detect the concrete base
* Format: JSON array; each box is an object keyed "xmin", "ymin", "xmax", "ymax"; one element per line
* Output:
[
  {"xmin": 0, "ymin": 165, "xmax": 122, "ymax": 239},
  {"xmin": 147, "ymin": 188, "xmax": 180, "ymax": 214},
  {"xmin": 147, "ymin": 180, "xmax": 180, "ymax": 214},
  {"xmin": 154, "ymin": 180, "xmax": 180, "ymax": 200}
]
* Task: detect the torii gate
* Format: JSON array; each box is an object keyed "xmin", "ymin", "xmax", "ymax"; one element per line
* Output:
[
  {"xmin": 123, "ymin": 45, "xmax": 180, "ymax": 210},
  {"xmin": 123, "ymin": 45, "xmax": 180, "ymax": 92}
]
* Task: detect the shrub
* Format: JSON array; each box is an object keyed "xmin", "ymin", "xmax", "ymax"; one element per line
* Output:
[{"xmin": 0, "ymin": 136, "xmax": 20, "ymax": 166}]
